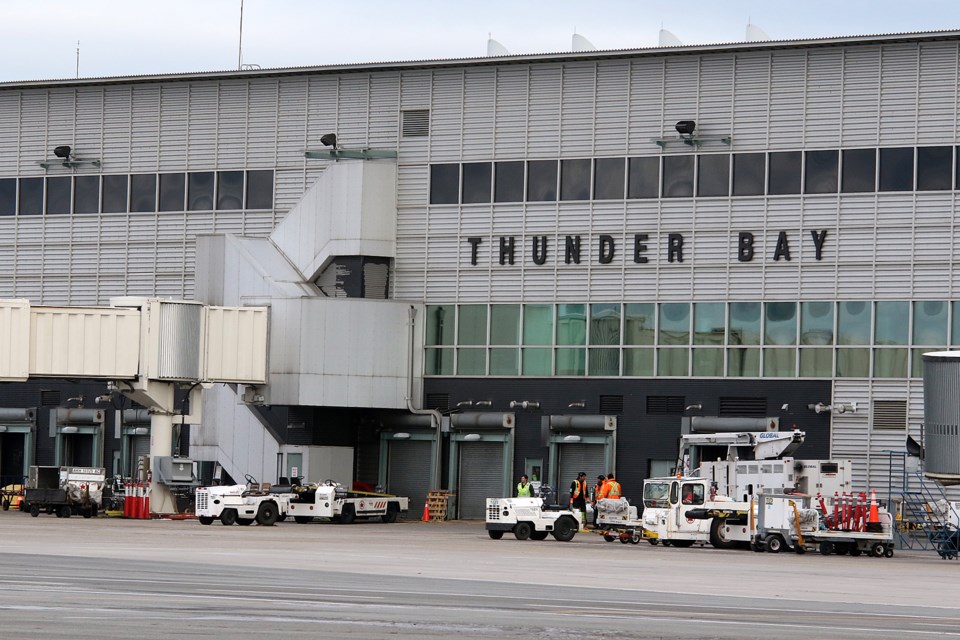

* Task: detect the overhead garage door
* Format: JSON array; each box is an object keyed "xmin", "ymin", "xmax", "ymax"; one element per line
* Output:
[
  {"xmin": 387, "ymin": 440, "xmax": 432, "ymax": 520},
  {"xmin": 558, "ymin": 443, "xmax": 607, "ymax": 499},
  {"xmin": 458, "ymin": 441, "xmax": 504, "ymax": 519}
]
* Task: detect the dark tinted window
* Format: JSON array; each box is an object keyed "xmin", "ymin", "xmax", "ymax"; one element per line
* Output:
[
  {"xmin": 560, "ymin": 159, "xmax": 591, "ymax": 201},
  {"xmin": 461, "ymin": 162, "xmax": 491, "ymax": 204},
  {"xmin": 46, "ymin": 177, "xmax": 71, "ymax": 214},
  {"xmin": 697, "ymin": 154, "xmax": 729, "ymax": 197},
  {"xmin": 805, "ymin": 150, "xmax": 839, "ymax": 194},
  {"xmin": 842, "ymin": 148, "xmax": 876, "ymax": 193},
  {"xmin": 74, "ymin": 175, "xmax": 100, "ymax": 213},
  {"xmin": 662, "ymin": 155, "xmax": 694, "ymax": 197},
  {"xmin": 246, "ymin": 170, "xmax": 273, "ymax": 209},
  {"xmin": 917, "ymin": 146, "xmax": 952, "ymax": 191},
  {"xmin": 19, "ymin": 178, "xmax": 43, "ymax": 215},
  {"xmin": 102, "ymin": 175, "xmax": 128, "ymax": 213},
  {"xmin": 130, "ymin": 174, "xmax": 157, "ymax": 212},
  {"xmin": 594, "ymin": 158, "xmax": 625, "ymax": 199},
  {"xmin": 216, "ymin": 171, "xmax": 244, "ymax": 210},
  {"xmin": 0, "ymin": 179, "xmax": 15, "ymax": 216},
  {"xmin": 159, "ymin": 173, "xmax": 186, "ymax": 211},
  {"xmin": 732, "ymin": 153, "xmax": 765, "ymax": 195},
  {"xmin": 494, "ymin": 161, "xmax": 524, "ymax": 202},
  {"xmin": 527, "ymin": 160, "xmax": 558, "ymax": 201},
  {"xmin": 768, "ymin": 151, "xmax": 801, "ymax": 195},
  {"xmin": 627, "ymin": 157, "xmax": 659, "ymax": 198},
  {"xmin": 188, "ymin": 172, "xmax": 214, "ymax": 211},
  {"xmin": 429, "ymin": 164, "xmax": 459, "ymax": 204},
  {"xmin": 879, "ymin": 147, "xmax": 914, "ymax": 191}
]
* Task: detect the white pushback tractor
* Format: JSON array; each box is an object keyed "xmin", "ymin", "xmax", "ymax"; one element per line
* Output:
[{"xmin": 485, "ymin": 497, "xmax": 580, "ymax": 542}]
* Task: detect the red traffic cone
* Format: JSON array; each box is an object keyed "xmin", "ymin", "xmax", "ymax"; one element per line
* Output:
[{"xmin": 421, "ymin": 501, "xmax": 431, "ymax": 522}]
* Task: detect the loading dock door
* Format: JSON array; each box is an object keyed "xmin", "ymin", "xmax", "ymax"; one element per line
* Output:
[
  {"xmin": 0, "ymin": 433, "xmax": 25, "ymax": 485},
  {"xmin": 387, "ymin": 440, "xmax": 432, "ymax": 520},
  {"xmin": 558, "ymin": 444, "xmax": 607, "ymax": 498},
  {"xmin": 458, "ymin": 441, "xmax": 504, "ymax": 519}
]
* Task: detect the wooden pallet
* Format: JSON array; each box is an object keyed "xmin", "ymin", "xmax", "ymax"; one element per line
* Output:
[{"xmin": 426, "ymin": 490, "xmax": 455, "ymax": 521}]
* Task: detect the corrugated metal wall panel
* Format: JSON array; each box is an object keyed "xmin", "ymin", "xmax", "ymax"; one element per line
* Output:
[
  {"xmin": 460, "ymin": 68, "xmax": 494, "ymax": 161},
  {"xmin": 627, "ymin": 58, "xmax": 665, "ymax": 150},
  {"xmin": 559, "ymin": 62, "xmax": 595, "ymax": 156},
  {"xmin": 158, "ymin": 84, "xmax": 188, "ymax": 170},
  {"xmin": 732, "ymin": 53, "xmax": 771, "ymax": 150},
  {"xmin": 841, "ymin": 46, "xmax": 881, "ymax": 146},
  {"xmin": 493, "ymin": 66, "xmax": 528, "ymax": 157},
  {"xmin": 368, "ymin": 75, "xmax": 400, "ymax": 148},
  {"xmin": 19, "ymin": 92, "xmax": 48, "ymax": 176},
  {"xmin": 768, "ymin": 51, "xmax": 806, "ymax": 148},
  {"xmin": 698, "ymin": 55, "xmax": 734, "ymax": 139},
  {"xmin": 130, "ymin": 85, "xmax": 160, "ymax": 172},
  {"xmin": 458, "ymin": 441, "xmax": 505, "ymax": 519},
  {"xmin": 805, "ymin": 49, "xmax": 843, "ymax": 147},
  {"xmin": 276, "ymin": 77, "xmax": 307, "ymax": 161},
  {"xmin": 216, "ymin": 82, "xmax": 248, "ymax": 167},
  {"xmin": 246, "ymin": 80, "xmax": 279, "ymax": 165},
  {"xmin": 594, "ymin": 61, "xmax": 629, "ymax": 154},
  {"xmin": 75, "ymin": 88, "xmax": 104, "ymax": 163},
  {"xmin": 429, "ymin": 70, "xmax": 464, "ymax": 162},
  {"xmin": 46, "ymin": 89, "xmax": 76, "ymax": 164},
  {"xmin": 878, "ymin": 44, "xmax": 920, "ymax": 145},
  {"xmin": 337, "ymin": 74, "xmax": 371, "ymax": 148},
  {"xmin": 916, "ymin": 42, "xmax": 957, "ymax": 144},
  {"xmin": 662, "ymin": 57, "xmax": 700, "ymax": 140},
  {"xmin": 187, "ymin": 82, "xmax": 218, "ymax": 168},
  {"xmin": 528, "ymin": 65, "xmax": 561, "ymax": 156},
  {"xmin": 0, "ymin": 92, "xmax": 20, "ymax": 175},
  {"xmin": 387, "ymin": 439, "xmax": 431, "ymax": 519}
]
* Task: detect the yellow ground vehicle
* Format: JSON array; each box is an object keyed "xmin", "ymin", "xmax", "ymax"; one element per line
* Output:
[{"xmin": 1, "ymin": 484, "xmax": 24, "ymax": 511}]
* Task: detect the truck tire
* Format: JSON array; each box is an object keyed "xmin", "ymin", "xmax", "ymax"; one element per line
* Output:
[
  {"xmin": 530, "ymin": 531, "xmax": 549, "ymax": 541},
  {"xmin": 382, "ymin": 503, "xmax": 399, "ymax": 523},
  {"xmin": 59, "ymin": 505, "xmax": 71, "ymax": 519},
  {"xmin": 220, "ymin": 509, "xmax": 238, "ymax": 526},
  {"xmin": 764, "ymin": 534, "xmax": 784, "ymax": 553},
  {"xmin": 30, "ymin": 504, "xmax": 40, "ymax": 517},
  {"xmin": 871, "ymin": 542, "xmax": 885, "ymax": 558},
  {"xmin": 294, "ymin": 516, "xmax": 313, "ymax": 524},
  {"xmin": 551, "ymin": 516, "xmax": 577, "ymax": 542},
  {"xmin": 488, "ymin": 529, "xmax": 505, "ymax": 540},
  {"xmin": 819, "ymin": 541, "xmax": 834, "ymax": 555},
  {"xmin": 669, "ymin": 540, "xmax": 694, "ymax": 548},
  {"xmin": 513, "ymin": 522, "xmax": 532, "ymax": 540},
  {"xmin": 256, "ymin": 502, "xmax": 279, "ymax": 526},
  {"xmin": 603, "ymin": 534, "xmax": 617, "ymax": 542},
  {"xmin": 339, "ymin": 504, "xmax": 356, "ymax": 524},
  {"xmin": 709, "ymin": 519, "xmax": 737, "ymax": 550},
  {"xmin": 198, "ymin": 516, "xmax": 214, "ymax": 525},
  {"xmin": 237, "ymin": 518, "xmax": 254, "ymax": 526}
]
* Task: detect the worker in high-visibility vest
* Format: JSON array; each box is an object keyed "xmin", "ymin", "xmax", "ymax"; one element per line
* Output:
[
  {"xmin": 569, "ymin": 472, "xmax": 588, "ymax": 527},
  {"xmin": 591, "ymin": 474, "xmax": 606, "ymax": 528},
  {"xmin": 598, "ymin": 473, "xmax": 622, "ymax": 500},
  {"xmin": 516, "ymin": 474, "xmax": 533, "ymax": 498}
]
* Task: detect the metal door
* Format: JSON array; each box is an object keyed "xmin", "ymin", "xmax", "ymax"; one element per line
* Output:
[
  {"xmin": 458, "ymin": 441, "xmax": 504, "ymax": 519},
  {"xmin": 387, "ymin": 440, "xmax": 432, "ymax": 520},
  {"xmin": 558, "ymin": 443, "xmax": 607, "ymax": 500}
]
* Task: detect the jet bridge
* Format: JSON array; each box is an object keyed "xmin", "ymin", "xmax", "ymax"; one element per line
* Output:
[{"xmin": 0, "ymin": 297, "xmax": 268, "ymax": 514}]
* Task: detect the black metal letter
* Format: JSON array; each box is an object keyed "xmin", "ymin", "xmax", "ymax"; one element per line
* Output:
[
  {"xmin": 810, "ymin": 229, "xmax": 827, "ymax": 261},
  {"xmin": 598, "ymin": 235, "xmax": 615, "ymax": 264},
  {"xmin": 531, "ymin": 236, "xmax": 547, "ymax": 265},
  {"xmin": 667, "ymin": 233, "xmax": 684, "ymax": 263},
  {"xmin": 467, "ymin": 237, "xmax": 482, "ymax": 266},
  {"xmin": 774, "ymin": 231, "xmax": 791, "ymax": 261},
  {"xmin": 738, "ymin": 232, "xmax": 755, "ymax": 262},
  {"xmin": 565, "ymin": 235, "xmax": 582, "ymax": 264},
  {"xmin": 499, "ymin": 236, "xmax": 515, "ymax": 265},
  {"xmin": 633, "ymin": 234, "xmax": 649, "ymax": 264}
]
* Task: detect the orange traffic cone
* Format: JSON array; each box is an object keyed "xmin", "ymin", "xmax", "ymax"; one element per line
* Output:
[
  {"xmin": 421, "ymin": 501, "xmax": 431, "ymax": 522},
  {"xmin": 866, "ymin": 490, "xmax": 881, "ymax": 532}
]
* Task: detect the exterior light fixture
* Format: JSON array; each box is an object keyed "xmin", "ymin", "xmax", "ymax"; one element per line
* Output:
[
  {"xmin": 319, "ymin": 133, "xmax": 338, "ymax": 149},
  {"xmin": 563, "ymin": 435, "xmax": 582, "ymax": 443},
  {"xmin": 568, "ymin": 401, "xmax": 586, "ymax": 409},
  {"xmin": 463, "ymin": 433, "xmax": 482, "ymax": 442},
  {"xmin": 675, "ymin": 120, "xmax": 696, "ymax": 136},
  {"xmin": 474, "ymin": 400, "xmax": 492, "ymax": 407},
  {"xmin": 60, "ymin": 426, "xmax": 79, "ymax": 434},
  {"xmin": 392, "ymin": 432, "xmax": 411, "ymax": 440},
  {"xmin": 53, "ymin": 145, "xmax": 73, "ymax": 159},
  {"xmin": 509, "ymin": 400, "xmax": 540, "ymax": 410},
  {"xmin": 685, "ymin": 403, "xmax": 703, "ymax": 412}
]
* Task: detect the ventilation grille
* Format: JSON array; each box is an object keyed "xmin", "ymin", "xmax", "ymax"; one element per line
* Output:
[
  {"xmin": 40, "ymin": 390, "xmax": 61, "ymax": 406},
  {"xmin": 719, "ymin": 397, "xmax": 766, "ymax": 416},
  {"xmin": 425, "ymin": 393, "xmax": 449, "ymax": 412},
  {"xmin": 646, "ymin": 396, "xmax": 685, "ymax": 415},
  {"xmin": 873, "ymin": 400, "xmax": 907, "ymax": 430},
  {"xmin": 402, "ymin": 109, "xmax": 430, "ymax": 137},
  {"xmin": 599, "ymin": 395, "xmax": 624, "ymax": 414}
]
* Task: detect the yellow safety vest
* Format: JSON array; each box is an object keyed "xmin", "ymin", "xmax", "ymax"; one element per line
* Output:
[{"xmin": 517, "ymin": 482, "xmax": 532, "ymax": 497}]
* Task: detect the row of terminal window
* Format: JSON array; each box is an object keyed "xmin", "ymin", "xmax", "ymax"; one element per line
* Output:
[
  {"xmin": 0, "ymin": 170, "xmax": 274, "ymax": 216},
  {"xmin": 429, "ymin": 146, "xmax": 960, "ymax": 204}
]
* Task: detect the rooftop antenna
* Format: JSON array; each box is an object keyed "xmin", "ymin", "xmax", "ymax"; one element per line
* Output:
[
  {"xmin": 75, "ymin": 40, "xmax": 80, "ymax": 78},
  {"xmin": 237, "ymin": 0, "xmax": 244, "ymax": 70}
]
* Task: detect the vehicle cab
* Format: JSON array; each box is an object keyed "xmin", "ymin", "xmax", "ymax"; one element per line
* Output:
[{"xmin": 641, "ymin": 477, "xmax": 713, "ymax": 545}]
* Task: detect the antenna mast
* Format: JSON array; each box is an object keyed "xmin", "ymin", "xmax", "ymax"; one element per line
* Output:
[
  {"xmin": 75, "ymin": 41, "xmax": 80, "ymax": 78},
  {"xmin": 237, "ymin": 0, "xmax": 244, "ymax": 70}
]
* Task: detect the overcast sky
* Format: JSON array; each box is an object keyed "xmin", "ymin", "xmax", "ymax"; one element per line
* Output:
[{"xmin": 1, "ymin": 0, "xmax": 958, "ymax": 82}]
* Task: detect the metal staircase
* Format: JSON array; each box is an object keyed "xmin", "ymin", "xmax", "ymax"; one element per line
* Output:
[{"xmin": 887, "ymin": 451, "xmax": 960, "ymax": 559}]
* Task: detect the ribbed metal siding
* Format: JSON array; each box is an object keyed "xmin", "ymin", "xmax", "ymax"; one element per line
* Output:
[
  {"xmin": 387, "ymin": 440, "xmax": 431, "ymax": 520},
  {"xmin": 458, "ymin": 441, "xmax": 504, "ymax": 519},
  {"xmin": 156, "ymin": 302, "xmax": 202, "ymax": 380},
  {"xmin": 558, "ymin": 444, "xmax": 607, "ymax": 500},
  {"xmin": 923, "ymin": 356, "xmax": 960, "ymax": 475}
]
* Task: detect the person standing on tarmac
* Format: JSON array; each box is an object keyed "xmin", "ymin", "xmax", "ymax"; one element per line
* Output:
[
  {"xmin": 598, "ymin": 473, "xmax": 622, "ymax": 501},
  {"xmin": 569, "ymin": 472, "xmax": 588, "ymax": 527},
  {"xmin": 516, "ymin": 474, "xmax": 533, "ymax": 498},
  {"xmin": 592, "ymin": 474, "xmax": 606, "ymax": 528}
]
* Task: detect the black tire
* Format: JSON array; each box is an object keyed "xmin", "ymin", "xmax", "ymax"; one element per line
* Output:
[
  {"xmin": 670, "ymin": 540, "xmax": 694, "ymax": 548},
  {"xmin": 795, "ymin": 544, "xmax": 807, "ymax": 555},
  {"xmin": 884, "ymin": 547, "xmax": 894, "ymax": 558},
  {"xmin": 277, "ymin": 514, "xmax": 287, "ymax": 522},
  {"xmin": 339, "ymin": 504, "xmax": 356, "ymax": 525},
  {"xmin": 603, "ymin": 534, "xmax": 617, "ymax": 542},
  {"xmin": 648, "ymin": 539, "xmax": 659, "ymax": 546},
  {"xmin": 531, "ymin": 531, "xmax": 549, "ymax": 541},
  {"xmin": 256, "ymin": 502, "xmax": 279, "ymax": 526},
  {"xmin": 294, "ymin": 516, "xmax": 313, "ymax": 524},
  {"xmin": 382, "ymin": 503, "xmax": 399, "ymax": 523},
  {"xmin": 819, "ymin": 541, "xmax": 834, "ymax": 555},
  {"xmin": 220, "ymin": 509, "xmax": 238, "ymax": 526},
  {"xmin": 871, "ymin": 542, "xmax": 885, "ymax": 558},
  {"xmin": 514, "ymin": 522, "xmax": 532, "ymax": 540},
  {"xmin": 709, "ymin": 519, "xmax": 737, "ymax": 550},
  {"xmin": 2, "ymin": 502, "xmax": 8, "ymax": 511},
  {"xmin": 619, "ymin": 536, "xmax": 630, "ymax": 544},
  {"xmin": 850, "ymin": 545, "xmax": 862, "ymax": 557},
  {"xmin": 198, "ymin": 516, "xmax": 214, "ymax": 525},
  {"xmin": 764, "ymin": 534, "xmax": 783, "ymax": 553},
  {"xmin": 82, "ymin": 508, "xmax": 92, "ymax": 518},
  {"xmin": 237, "ymin": 518, "xmax": 254, "ymax": 526},
  {"xmin": 59, "ymin": 505, "xmax": 71, "ymax": 519},
  {"xmin": 488, "ymin": 529, "xmax": 505, "ymax": 540},
  {"xmin": 552, "ymin": 516, "xmax": 577, "ymax": 542},
  {"xmin": 30, "ymin": 504, "xmax": 40, "ymax": 517},
  {"xmin": 630, "ymin": 533, "xmax": 641, "ymax": 544}
]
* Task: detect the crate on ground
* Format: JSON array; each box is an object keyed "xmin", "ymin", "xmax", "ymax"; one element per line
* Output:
[{"xmin": 426, "ymin": 490, "xmax": 454, "ymax": 521}]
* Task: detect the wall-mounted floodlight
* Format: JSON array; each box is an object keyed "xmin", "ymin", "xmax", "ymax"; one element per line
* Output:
[
  {"xmin": 39, "ymin": 145, "xmax": 101, "ymax": 169},
  {"xmin": 474, "ymin": 400, "xmax": 492, "ymax": 407},
  {"xmin": 393, "ymin": 432, "xmax": 411, "ymax": 440},
  {"xmin": 685, "ymin": 403, "xmax": 703, "ymax": 412},
  {"xmin": 60, "ymin": 426, "xmax": 79, "ymax": 434},
  {"xmin": 53, "ymin": 145, "xmax": 73, "ymax": 159},
  {"xmin": 563, "ymin": 435, "xmax": 582, "ymax": 443},
  {"xmin": 463, "ymin": 433, "xmax": 482, "ymax": 442},
  {"xmin": 132, "ymin": 427, "xmax": 149, "ymax": 436},
  {"xmin": 319, "ymin": 133, "xmax": 338, "ymax": 149},
  {"xmin": 509, "ymin": 400, "xmax": 540, "ymax": 410},
  {"xmin": 568, "ymin": 401, "xmax": 585, "ymax": 409},
  {"xmin": 675, "ymin": 120, "xmax": 696, "ymax": 136}
]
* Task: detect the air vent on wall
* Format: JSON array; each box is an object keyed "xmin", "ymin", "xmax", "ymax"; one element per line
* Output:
[
  {"xmin": 646, "ymin": 396, "xmax": 685, "ymax": 415},
  {"xmin": 425, "ymin": 393, "xmax": 449, "ymax": 412},
  {"xmin": 599, "ymin": 395, "xmax": 624, "ymax": 414},
  {"xmin": 719, "ymin": 397, "xmax": 766, "ymax": 417},
  {"xmin": 873, "ymin": 400, "xmax": 907, "ymax": 430},
  {"xmin": 402, "ymin": 109, "xmax": 430, "ymax": 137},
  {"xmin": 40, "ymin": 390, "xmax": 61, "ymax": 406}
]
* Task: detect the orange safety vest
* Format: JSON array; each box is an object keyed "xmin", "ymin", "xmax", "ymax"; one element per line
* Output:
[
  {"xmin": 570, "ymin": 478, "xmax": 587, "ymax": 501},
  {"xmin": 606, "ymin": 480, "xmax": 622, "ymax": 499}
]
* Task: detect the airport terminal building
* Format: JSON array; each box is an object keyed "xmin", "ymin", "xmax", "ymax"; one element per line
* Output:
[{"xmin": 2, "ymin": 30, "xmax": 959, "ymax": 516}]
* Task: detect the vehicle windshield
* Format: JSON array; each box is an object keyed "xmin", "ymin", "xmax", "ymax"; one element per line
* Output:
[{"xmin": 643, "ymin": 481, "xmax": 671, "ymax": 509}]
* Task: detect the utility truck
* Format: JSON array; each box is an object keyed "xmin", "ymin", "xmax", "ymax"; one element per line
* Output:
[
  {"xmin": 24, "ymin": 466, "xmax": 105, "ymax": 519},
  {"xmin": 485, "ymin": 496, "xmax": 580, "ymax": 541}
]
